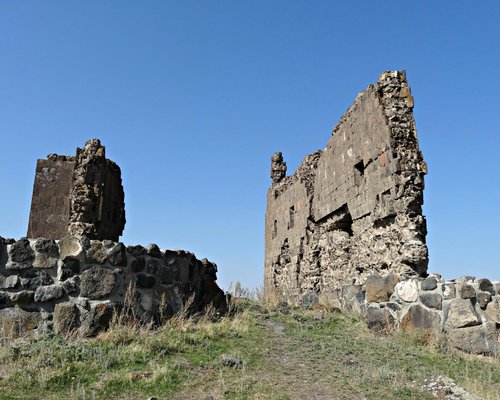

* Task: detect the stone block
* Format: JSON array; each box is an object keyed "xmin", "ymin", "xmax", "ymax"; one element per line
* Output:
[
  {"xmin": 34, "ymin": 285, "xmax": 64, "ymax": 302},
  {"xmin": 395, "ymin": 279, "xmax": 419, "ymax": 302},
  {"xmin": 86, "ymin": 241, "xmax": 108, "ymax": 264},
  {"xmin": 366, "ymin": 305, "xmax": 395, "ymax": 334},
  {"xmin": 54, "ymin": 302, "xmax": 80, "ymax": 336},
  {"xmin": 442, "ymin": 283, "xmax": 456, "ymax": 300},
  {"xmin": 79, "ymin": 302, "xmax": 114, "ymax": 337},
  {"xmin": 447, "ymin": 325, "xmax": 500, "ymax": 356},
  {"xmin": 80, "ymin": 266, "xmax": 117, "ymax": 300},
  {"xmin": 365, "ymin": 273, "xmax": 398, "ymax": 302},
  {"xmin": 477, "ymin": 291, "xmax": 492, "ymax": 309},
  {"xmin": 108, "ymin": 243, "xmax": 127, "ymax": 267},
  {"xmin": 485, "ymin": 297, "xmax": 500, "ymax": 323},
  {"xmin": 0, "ymin": 275, "xmax": 19, "ymax": 289},
  {"xmin": 458, "ymin": 284, "xmax": 475, "ymax": 299},
  {"xmin": 7, "ymin": 238, "xmax": 34, "ymax": 270},
  {"xmin": 477, "ymin": 279, "xmax": 495, "ymax": 295},
  {"xmin": 444, "ymin": 299, "xmax": 480, "ymax": 330},
  {"xmin": 0, "ymin": 306, "xmax": 42, "ymax": 338},
  {"xmin": 420, "ymin": 277, "xmax": 437, "ymax": 291},
  {"xmin": 419, "ymin": 292, "xmax": 442, "ymax": 310},
  {"xmin": 59, "ymin": 236, "xmax": 85, "ymax": 262},
  {"xmin": 400, "ymin": 304, "xmax": 441, "ymax": 333}
]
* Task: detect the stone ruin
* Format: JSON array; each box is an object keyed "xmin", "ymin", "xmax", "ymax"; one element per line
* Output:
[
  {"xmin": 0, "ymin": 139, "xmax": 225, "ymax": 338},
  {"xmin": 265, "ymin": 71, "xmax": 428, "ymax": 305},
  {"xmin": 265, "ymin": 71, "xmax": 499, "ymax": 356}
]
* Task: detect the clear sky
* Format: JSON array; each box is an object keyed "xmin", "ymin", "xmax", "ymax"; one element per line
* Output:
[{"xmin": 0, "ymin": 1, "xmax": 499, "ymax": 289}]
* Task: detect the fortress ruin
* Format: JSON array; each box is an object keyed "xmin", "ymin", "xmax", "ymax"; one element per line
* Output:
[
  {"xmin": 265, "ymin": 71, "xmax": 428, "ymax": 305},
  {"xmin": 0, "ymin": 139, "xmax": 225, "ymax": 338}
]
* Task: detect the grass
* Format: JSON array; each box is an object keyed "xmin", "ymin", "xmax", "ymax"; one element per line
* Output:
[{"xmin": 0, "ymin": 297, "xmax": 499, "ymax": 400}]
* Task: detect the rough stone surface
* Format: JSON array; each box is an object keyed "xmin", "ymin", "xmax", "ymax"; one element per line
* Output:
[
  {"xmin": 7, "ymin": 238, "xmax": 35, "ymax": 270},
  {"xmin": 0, "ymin": 275, "xmax": 19, "ymax": 289},
  {"xmin": 0, "ymin": 306, "xmax": 43, "ymax": 338},
  {"xmin": 54, "ymin": 302, "xmax": 80, "ymax": 335},
  {"xmin": 445, "ymin": 299, "xmax": 480, "ymax": 330},
  {"xmin": 28, "ymin": 139, "xmax": 125, "ymax": 241},
  {"xmin": 478, "ymin": 278, "xmax": 495, "ymax": 295},
  {"xmin": 447, "ymin": 325, "xmax": 500, "ymax": 356},
  {"xmin": 366, "ymin": 305, "xmax": 395, "ymax": 333},
  {"xmin": 419, "ymin": 292, "xmax": 443, "ymax": 310},
  {"xmin": 80, "ymin": 266, "xmax": 117, "ymax": 300},
  {"xmin": 59, "ymin": 236, "xmax": 85, "ymax": 262},
  {"xmin": 485, "ymin": 297, "xmax": 500, "ymax": 323},
  {"xmin": 265, "ymin": 71, "xmax": 428, "ymax": 305},
  {"xmin": 400, "ymin": 304, "xmax": 441, "ymax": 333},
  {"xmin": 442, "ymin": 283, "xmax": 456, "ymax": 300},
  {"xmin": 34, "ymin": 285, "xmax": 64, "ymax": 302},
  {"xmin": 458, "ymin": 284, "xmax": 476, "ymax": 299},
  {"xmin": 396, "ymin": 280, "xmax": 419, "ymax": 302},
  {"xmin": 365, "ymin": 273, "xmax": 398, "ymax": 303},
  {"xmin": 420, "ymin": 278, "xmax": 437, "ymax": 291},
  {"xmin": 477, "ymin": 291, "xmax": 492, "ymax": 309}
]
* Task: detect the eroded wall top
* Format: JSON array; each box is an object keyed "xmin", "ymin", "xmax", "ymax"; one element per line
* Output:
[
  {"xmin": 28, "ymin": 139, "xmax": 126, "ymax": 241},
  {"xmin": 265, "ymin": 71, "xmax": 428, "ymax": 306}
]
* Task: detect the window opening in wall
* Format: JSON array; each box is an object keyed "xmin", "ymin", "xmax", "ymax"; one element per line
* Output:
[
  {"xmin": 272, "ymin": 219, "xmax": 278, "ymax": 239},
  {"xmin": 354, "ymin": 160, "xmax": 365, "ymax": 186},
  {"xmin": 289, "ymin": 206, "xmax": 295, "ymax": 229}
]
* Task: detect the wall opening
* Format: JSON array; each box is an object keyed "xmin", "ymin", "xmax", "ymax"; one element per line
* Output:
[
  {"xmin": 288, "ymin": 206, "xmax": 295, "ymax": 229},
  {"xmin": 272, "ymin": 219, "xmax": 278, "ymax": 239},
  {"xmin": 354, "ymin": 160, "xmax": 365, "ymax": 186}
]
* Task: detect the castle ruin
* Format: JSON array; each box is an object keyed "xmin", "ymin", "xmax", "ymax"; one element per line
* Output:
[{"xmin": 265, "ymin": 71, "xmax": 428, "ymax": 306}]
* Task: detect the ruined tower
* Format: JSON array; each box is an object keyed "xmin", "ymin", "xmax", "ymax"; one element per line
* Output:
[
  {"xmin": 264, "ymin": 71, "xmax": 428, "ymax": 306},
  {"xmin": 27, "ymin": 139, "xmax": 125, "ymax": 241}
]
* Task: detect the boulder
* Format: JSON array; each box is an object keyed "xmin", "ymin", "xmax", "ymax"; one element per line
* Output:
[
  {"xmin": 444, "ymin": 299, "xmax": 480, "ymax": 330},
  {"xmin": 458, "ymin": 284, "xmax": 476, "ymax": 299},
  {"xmin": 146, "ymin": 243, "xmax": 163, "ymax": 258},
  {"xmin": 442, "ymin": 283, "xmax": 456, "ymax": 300},
  {"xmin": 400, "ymin": 304, "xmax": 441, "ymax": 333},
  {"xmin": 34, "ymin": 238, "xmax": 59, "ymax": 255},
  {"xmin": 419, "ymin": 292, "xmax": 442, "ymax": 310},
  {"xmin": 34, "ymin": 285, "xmax": 64, "ymax": 302},
  {"xmin": 365, "ymin": 273, "xmax": 398, "ymax": 302},
  {"xmin": 10, "ymin": 290, "xmax": 34, "ymax": 304},
  {"xmin": 0, "ymin": 275, "xmax": 19, "ymax": 289},
  {"xmin": 476, "ymin": 291, "xmax": 492, "ymax": 309},
  {"xmin": 477, "ymin": 279, "xmax": 495, "ymax": 295},
  {"xmin": 0, "ymin": 306, "xmax": 42, "ymax": 338},
  {"xmin": 79, "ymin": 302, "xmax": 114, "ymax": 337},
  {"xmin": 485, "ymin": 297, "xmax": 500, "ymax": 323},
  {"xmin": 395, "ymin": 279, "xmax": 419, "ymax": 302},
  {"xmin": 366, "ymin": 305, "xmax": 395, "ymax": 334},
  {"xmin": 420, "ymin": 278, "xmax": 437, "ymax": 291},
  {"xmin": 80, "ymin": 266, "xmax": 117, "ymax": 299},
  {"xmin": 54, "ymin": 302, "xmax": 80, "ymax": 336},
  {"xmin": 86, "ymin": 241, "xmax": 108, "ymax": 264},
  {"xmin": 127, "ymin": 245, "xmax": 146, "ymax": 258},
  {"xmin": 59, "ymin": 236, "xmax": 85, "ymax": 262},
  {"xmin": 447, "ymin": 325, "xmax": 500, "ymax": 356},
  {"xmin": 7, "ymin": 238, "xmax": 34, "ymax": 270},
  {"xmin": 108, "ymin": 243, "xmax": 127, "ymax": 267}
]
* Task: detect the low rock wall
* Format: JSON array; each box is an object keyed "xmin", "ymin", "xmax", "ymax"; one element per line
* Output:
[
  {"xmin": 324, "ymin": 274, "xmax": 500, "ymax": 356},
  {"xmin": 0, "ymin": 236, "xmax": 226, "ymax": 338}
]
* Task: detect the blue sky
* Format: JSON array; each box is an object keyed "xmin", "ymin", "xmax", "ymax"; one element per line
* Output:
[{"xmin": 0, "ymin": 1, "xmax": 499, "ymax": 289}]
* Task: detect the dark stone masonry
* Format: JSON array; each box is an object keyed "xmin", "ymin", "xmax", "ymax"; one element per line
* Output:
[
  {"xmin": 28, "ymin": 139, "xmax": 125, "ymax": 242},
  {"xmin": 264, "ymin": 71, "xmax": 499, "ymax": 356},
  {"xmin": 1, "ymin": 139, "xmax": 226, "ymax": 338}
]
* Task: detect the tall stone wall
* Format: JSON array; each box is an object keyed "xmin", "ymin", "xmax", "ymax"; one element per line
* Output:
[
  {"xmin": 27, "ymin": 139, "xmax": 126, "ymax": 241},
  {"xmin": 0, "ymin": 236, "xmax": 226, "ymax": 338},
  {"xmin": 265, "ymin": 71, "xmax": 428, "ymax": 306}
]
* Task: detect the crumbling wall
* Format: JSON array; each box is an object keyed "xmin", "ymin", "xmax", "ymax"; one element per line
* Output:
[
  {"xmin": 0, "ymin": 236, "xmax": 226, "ymax": 338},
  {"xmin": 265, "ymin": 71, "xmax": 428, "ymax": 306},
  {"xmin": 27, "ymin": 139, "xmax": 126, "ymax": 241}
]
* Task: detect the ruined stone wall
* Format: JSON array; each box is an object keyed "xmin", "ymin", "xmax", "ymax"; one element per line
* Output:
[
  {"xmin": 0, "ymin": 236, "xmax": 226, "ymax": 338},
  {"xmin": 265, "ymin": 71, "xmax": 428, "ymax": 306},
  {"xmin": 27, "ymin": 139, "xmax": 126, "ymax": 241},
  {"xmin": 327, "ymin": 274, "xmax": 500, "ymax": 357}
]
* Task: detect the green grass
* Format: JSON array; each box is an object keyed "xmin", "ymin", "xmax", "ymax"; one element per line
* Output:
[{"xmin": 0, "ymin": 300, "xmax": 498, "ymax": 399}]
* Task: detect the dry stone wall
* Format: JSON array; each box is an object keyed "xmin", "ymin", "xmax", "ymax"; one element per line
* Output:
[
  {"xmin": 265, "ymin": 71, "xmax": 428, "ymax": 306},
  {"xmin": 0, "ymin": 236, "xmax": 226, "ymax": 338},
  {"xmin": 342, "ymin": 274, "xmax": 500, "ymax": 356}
]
